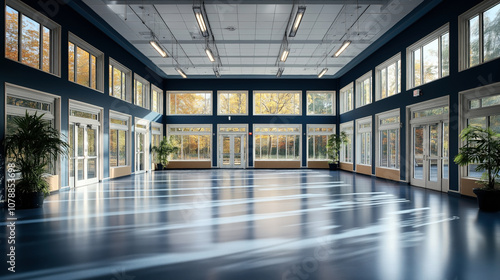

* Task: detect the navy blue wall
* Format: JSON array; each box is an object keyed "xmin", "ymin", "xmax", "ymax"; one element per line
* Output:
[
  {"xmin": 338, "ymin": 0, "xmax": 500, "ymax": 191},
  {"xmin": 0, "ymin": 0, "xmax": 164, "ymax": 199},
  {"xmin": 165, "ymin": 78, "xmax": 337, "ymax": 167}
]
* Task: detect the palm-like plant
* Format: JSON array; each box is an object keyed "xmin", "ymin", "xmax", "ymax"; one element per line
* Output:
[
  {"xmin": 4, "ymin": 112, "xmax": 69, "ymax": 196},
  {"xmin": 151, "ymin": 136, "xmax": 179, "ymax": 167},
  {"xmin": 327, "ymin": 131, "xmax": 348, "ymax": 164},
  {"xmin": 454, "ymin": 126, "xmax": 500, "ymax": 190}
]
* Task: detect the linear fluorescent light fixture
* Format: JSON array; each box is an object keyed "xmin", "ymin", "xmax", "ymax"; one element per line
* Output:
[
  {"xmin": 214, "ymin": 69, "xmax": 221, "ymax": 78},
  {"xmin": 193, "ymin": 6, "xmax": 209, "ymax": 37},
  {"xmin": 176, "ymin": 67, "xmax": 187, "ymax": 78},
  {"xmin": 289, "ymin": 6, "xmax": 306, "ymax": 37},
  {"xmin": 150, "ymin": 40, "xmax": 168, "ymax": 57},
  {"xmin": 205, "ymin": 48, "xmax": 215, "ymax": 62},
  {"xmin": 318, "ymin": 68, "xmax": 328, "ymax": 78},
  {"xmin": 276, "ymin": 68, "xmax": 284, "ymax": 77},
  {"xmin": 334, "ymin": 40, "xmax": 351, "ymax": 57},
  {"xmin": 280, "ymin": 48, "xmax": 290, "ymax": 62}
]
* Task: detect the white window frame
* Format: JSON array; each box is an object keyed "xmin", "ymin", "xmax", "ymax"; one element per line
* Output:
[
  {"xmin": 406, "ymin": 23, "xmax": 450, "ymax": 90},
  {"xmin": 375, "ymin": 53, "xmax": 402, "ymax": 101},
  {"xmin": 166, "ymin": 124, "xmax": 212, "ymax": 161},
  {"xmin": 306, "ymin": 124, "xmax": 335, "ymax": 161},
  {"xmin": 459, "ymin": 81, "xmax": 500, "ymax": 179},
  {"xmin": 5, "ymin": 0, "xmax": 61, "ymax": 76},
  {"xmin": 68, "ymin": 32, "xmax": 104, "ymax": 92},
  {"xmin": 151, "ymin": 85, "xmax": 163, "ymax": 114},
  {"xmin": 134, "ymin": 74, "xmax": 150, "ymax": 109},
  {"xmin": 253, "ymin": 90, "xmax": 302, "ymax": 116},
  {"xmin": 340, "ymin": 121, "xmax": 354, "ymax": 164},
  {"xmin": 253, "ymin": 123, "xmax": 302, "ymax": 163},
  {"xmin": 340, "ymin": 83, "xmax": 354, "ymax": 114},
  {"xmin": 458, "ymin": 0, "xmax": 500, "ymax": 71},
  {"xmin": 108, "ymin": 58, "xmax": 132, "ymax": 102},
  {"xmin": 306, "ymin": 91, "xmax": 336, "ymax": 116},
  {"xmin": 356, "ymin": 117, "xmax": 372, "ymax": 166},
  {"xmin": 167, "ymin": 91, "xmax": 213, "ymax": 116},
  {"xmin": 376, "ymin": 109, "xmax": 400, "ymax": 170},
  {"xmin": 356, "ymin": 71, "xmax": 372, "ymax": 108},
  {"xmin": 217, "ymin": 90, "xmax": 248, "ymax": 116},
  {"xmin": 109, "ymin": 110, "xmax": 131, "ymax": 168}
]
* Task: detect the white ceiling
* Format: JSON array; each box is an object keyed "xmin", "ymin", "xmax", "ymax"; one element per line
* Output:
[{"xmin": 82, "ymin": 0, "xmax": 423, "ymax": 78}]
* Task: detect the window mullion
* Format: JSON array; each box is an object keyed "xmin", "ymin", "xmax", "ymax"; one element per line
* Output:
[
  {"xmin": 479, "ymin": 13, "xmax": 484, "ymax": 63},
  {"xmin": 39, "ymin": 24, "xmax": 43, "ymax": 70},
  {"xmin": 18, "ymin": 13, "xmax": 23, "ymax": 62}
]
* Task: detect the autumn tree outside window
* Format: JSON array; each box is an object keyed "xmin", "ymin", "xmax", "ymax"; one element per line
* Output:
[
  {"xmin": 68, "ymin": 32, "xmax": 104, "ymax": 91},
  {"xmin": 218, "ymin": 91, "xmax": 248, "ymax": 115},
  {"xmin": 168, "ymin": 91, "xmax": 212, "ymax": 115},
  {"xmin": 307, "ymin": 91, "xmax": 335, "ymax": 115},
  {"xmin": 109, "ymin": 58, "xmax": 131, "ymax": 102},
  {"xmin": 254, "ymin": 91, "xmax": 301, "ymax": 115}
]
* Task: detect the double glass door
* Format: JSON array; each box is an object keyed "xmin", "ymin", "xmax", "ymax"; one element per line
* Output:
[
  {"xmin": 411, "ymin": 122, "xmax": 449, "ymax": 191},
  {"xmin": 219, "ymin": 134, "xmax": 245, "ymax": 168},
  {"xmin": 69, "ymin": 123, "xmax": 99, "ymax": 187}
]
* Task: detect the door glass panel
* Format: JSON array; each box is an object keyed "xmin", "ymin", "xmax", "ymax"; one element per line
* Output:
[
  {"xmin": 413, "ymin": 126, "xmax": 424, "ymax": 180},
  {"xmin": 442, "ymin": 122, "xmax": 449, "ymax": 179},
  {"xmin": 234, "ymin": 136, "xmax": 242, "ymax": 165},
  {"xmin": 87, "ymin": 127, "xmax": 96, "ymax": 156},
  {"xmin": 429, "ymin": 124, "xmax": 438, "ymax": 157},
  {"xmin": 78, "ymin": 159, "xmax": 84, "ymax": 180},
  {"xmin": 69, "ymin": 124, "xmax": 75, "ymax": 157},
  {"xmin": 429, "ymin": 159, "xmax": 438, "ymax": 182},
  {"xmin": 87, "ymin": 158, "xmax": 96, "ymax": 179},
  {"xmin": 77, "ymin": 127, "xmax": 84, "ymax": 157},
  {"xmin": 222, "ymin": 136, "xmax": 230, "ymax": 165}
]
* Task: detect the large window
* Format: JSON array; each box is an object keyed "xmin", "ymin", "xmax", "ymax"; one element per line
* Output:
[
  {"xmin": 340, "ymin": 83, "xmax": 354, "ymax": 114},
  {"xmin": 5, "ymin": 0, "xmax": 60, "ymax": 75},
  {"xmin": 68, "ymin": 33, "xmax": 103, "ymax": 91},
  {"xmin": 168, "ymin": 125, "xmax": 211, "ymax": 160},
  {"xmin": 307, "ymin": 91, "xmax": 335, "ymax": 115},
  {"xmin": 254, "ymin": 124, "xmax": 301, "ymax": 160},
  {"xmin": 168, "ymin": 91, "xmax": 212, "ymax": 115},
  {"xmin": 356, "ymin": 72, "xmax": 372, "ymax": 108},
  {"xmin": 407, "ymin": 24, "xmax": 449, "ymax": 89},
  {"xmin": 356, "ymin": 117, "xmax": 372, "ymax": 166},
  {"xmin": 377, "ymin": 110, "xmax": 400, "ymax": 169},
  {"xmin": 151, "ymin": 86, "xmax": 163, "ymax": 114},
  {"xmin": 461, "ymin": 84, "xmax": 500, "ymax": 178},
  {"xmin": 376, "ymin": 54, "xmax": 401, "ymax": 101},
  {"xmin": 218, "ymin": 91, "xmax": 248, "ymax": 115},
  {"xmin": 134, "ymin": 74, "xmax": 150, "ymax": 109},
  {"xmin": 459, "ymin": 0, "xmax": 500, "ymax": 70},
  {"xmin": 109, "ymin": 58, "xmax": 131, "ymax": 102},
  {"xmin": 254, "ymin": 91, "xmax": 301, "ymax": 115},
  {"xmin": 307, "ymin": 125, "xmax": 335, "ymax": 160},
  {"xmin": 109, "ymin": 112, "xmax": 130, "ymax": 167},
  {"xmin": 340, "ymin": 122, "xmax": 353, "ymax": 163}
]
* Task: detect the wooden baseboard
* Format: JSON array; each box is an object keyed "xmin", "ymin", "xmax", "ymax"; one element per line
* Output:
[
  {"xmin": 307, "ymin": 161, "xmax": 329, "ymax": 169},
  {"xmin": 167, "ymin": 161, "xmax": 212, "ymax": 169},
  {"xmin": 254, "ymin": 161, "xmax": 300, "ymax": 169},
  {"xmin": 110, "ymin": 166, "xmax": 132, "ymax": 179},
  {"xmin": 375, "ymin": 167, "xmax": 400, "ymax": 181},
  {"xmin": 460, "ymin": 178, "xmax": 481, "ymax": 197},
  {"xmin": 339, "ymin": 162, "xmax": 353, "ymax": 171},
  {"xmin": 356, "ymin": 164, "xmax": 372, "ymax": 175}
]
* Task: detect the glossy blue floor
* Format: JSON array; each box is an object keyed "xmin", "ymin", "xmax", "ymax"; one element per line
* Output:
[{"xmin": 1, "ymin": 169, "xmax": 499, "ymax": 280}]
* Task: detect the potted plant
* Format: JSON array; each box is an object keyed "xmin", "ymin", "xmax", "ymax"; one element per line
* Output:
[
  {"xmin": 326, "ymin": 131, "xmax": 348, "ymax": 170},
  {"xmin": 4, "ymin": 112, "xmax": 69, "ymax": 209},
  {"xmin": 454, "ymin": 126, "xmax": 500, "ymax": 211},
  {"xmin": 151, "ymin": 136, "xmax": 178, "ymax": 170}
]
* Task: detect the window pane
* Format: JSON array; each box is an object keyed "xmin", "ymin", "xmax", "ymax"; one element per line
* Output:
[
  {"xmin": 136, "ymin": 81, "xmax": 143, "ymax": 107},
  {"xmin": 170, "ymin": 93, "xmax": 211, "ymax": 114},
  {"xmin": 381, "ymin": 68, "xmax": 387, "ymax": 99},
  {"xmin": 42, "ymin": 27, "xmax": 50, "ymax": 72},
  {"xmin": 278, "ymin": 135, "xmax": 286, "ymax": 159},
  {"xmin": 200, "ymin": 135, "xmax": 210, "ymax": 159},
  {"xmin": 414, "ymin": 49, "xmax": 421, "ymax": 87},
  {"xmin": 230, "ymin": 93, "xmax": 247, "ymax": 114},
  {"xmin": 91, "ymin": 55, "xmax": 96, "ymax": 89},
  {"xmin": 113, "ymin": 67, "xmax": 122, "ymax": 98},
  {"xmin": 490, "ymin": 115, "xmax": 500, "ymax": 133},
  {"xmin": 76, "ymin": 47, "xmax": 90, "ymax": 87},
  {"xmin": 481, "ymin": 95, "xmax": 500, "ymax": 107},
  {"xmin": 483, "ymin": 3, "xmax": 500, "ymax": 62},
  {"xmin": 254, "ymin": 92, "xmax": 300, "ymax": 115},
  {"xmin": 397, "ymin": 60, "xmax": 401, "ymax": 93},
  {"xmin": 380, "ymin": 130, "xmax": 388, "ymax": 167},
  {"xmin": 21, "ymin": 15, "xmax": 40, "ymax": 69},
  {"xmin": 119, "ymin": 130, "xmax": 127, "ymax": 166},
  {"xmin": 441, "ymin": 33, "xmax": 449, "ymax": 77},
  {"xmin": 152, "ymin": 90, "xmax": 158, "ymax": 112},
  {"xmin": 468, "ymin": 116, "xmax": 486, "ymax": 128},
  {"xmin": 5, "ymin": 6, "xmax": 19, "ymax": 61},
  {"xmin": 110, "ymin": 129, "xmax": 118, "ymax": 167},
  {"xmin": 68, "ymin": 43, "xmax": 75, "ymax": 82},
  {"xmin": 469, "ymin": 15, "xmax": 480, "ymax": 67},
  {"xmin": 388, "ymin": 63, "xmax": 396, "ymax": 96},
  {"xmin": 423, "ymin": 38, "xmax": 439, "ymax": 83},
  {"xmin": 308, "ymin": 92, "xmax": 333, "ymax": 115},
  {"xmin": 220, "ymin": 93, "xmax": 229, "ymax": 114}
]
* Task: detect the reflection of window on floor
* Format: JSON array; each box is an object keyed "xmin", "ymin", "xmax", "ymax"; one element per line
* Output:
[
  {"xmin": 109, "ymin": 112, "xmax": 130, "ymax": 167},
  {"xmin": 377, "ymin": 110, "xmax": 400, "ymax": 169},
  {"xmin": 340, "ymin": 122, "xmax": 353, "ymax": 163},
  {"xmin": 307, "ymin": 125, "xmax": 335, "ymax": 160},
  {"xmin": 254, "ymin": 125, "xmax": 301, "ymax": 160},
  {"xmin": 168, "ymin": 125, "xmax": 211, "ymax": 160}
]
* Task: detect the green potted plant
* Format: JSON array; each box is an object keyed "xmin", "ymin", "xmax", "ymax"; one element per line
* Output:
[
  {"xmin": 151, "ymin": 136, "xmax": 179, "ymax": 170},
  {"xmin": 4, "ymin": 112, "xmax": 69, "ymax": 209},
  {"xmin": 326, "ymin": 131, "xmax": 348, "ymax": 170},
  {"xmin": 454, "ymin": 126, "xmax": 500, "ymax": 211}
]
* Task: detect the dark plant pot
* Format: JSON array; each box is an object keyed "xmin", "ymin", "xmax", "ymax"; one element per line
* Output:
[
  {"xmin": 156, "ymin": 163, "xmax": 164, "ymax": 170},
  {"xmin": 328, "ymin": 162, "xmax": 339, "ymax": 170},
  {"xmin": 473, "ymin": 188, "xmax": 500, "ymax": 212},
  {"xmin": 16, "ymin": 192, "xmax": 44, "ymax": 209}
]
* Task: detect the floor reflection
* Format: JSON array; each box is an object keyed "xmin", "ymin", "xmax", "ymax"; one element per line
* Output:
[{"xmin": 0, "ymin": 169, "xmax": 499, "ymax": 280}]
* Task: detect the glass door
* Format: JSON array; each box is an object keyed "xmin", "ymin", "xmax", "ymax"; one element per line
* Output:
[
  {"xmin": 69, "ymin": 123, "xmax": 99, "ymax": 187},
  {"xmin": 219, "ymin": 134, "xmax": 245, "ymax": 168},
  {"xmin": 411, "ymin": 123, "xmax": 446, "ymax": 191},
  {"xmin": 135, "ymin": 132, "xmax": 146, "ymax": 172}
]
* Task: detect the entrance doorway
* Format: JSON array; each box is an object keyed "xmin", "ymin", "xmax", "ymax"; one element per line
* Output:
[
  {"xmin": 218, "ymin": 125, "xmax": 247, "ymax": 168},
  {"xmin": 135, "ymin": 118, "xmax": 149, "ymax": 173}
]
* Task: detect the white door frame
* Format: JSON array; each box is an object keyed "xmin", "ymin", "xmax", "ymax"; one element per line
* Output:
[
  {"xmin": 134, "ymin": 118, "xmax": 150, "ymax": 173},
  {"xmin": 217, "ymin": 124, "xmax": 248, "ymax": 168}
]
